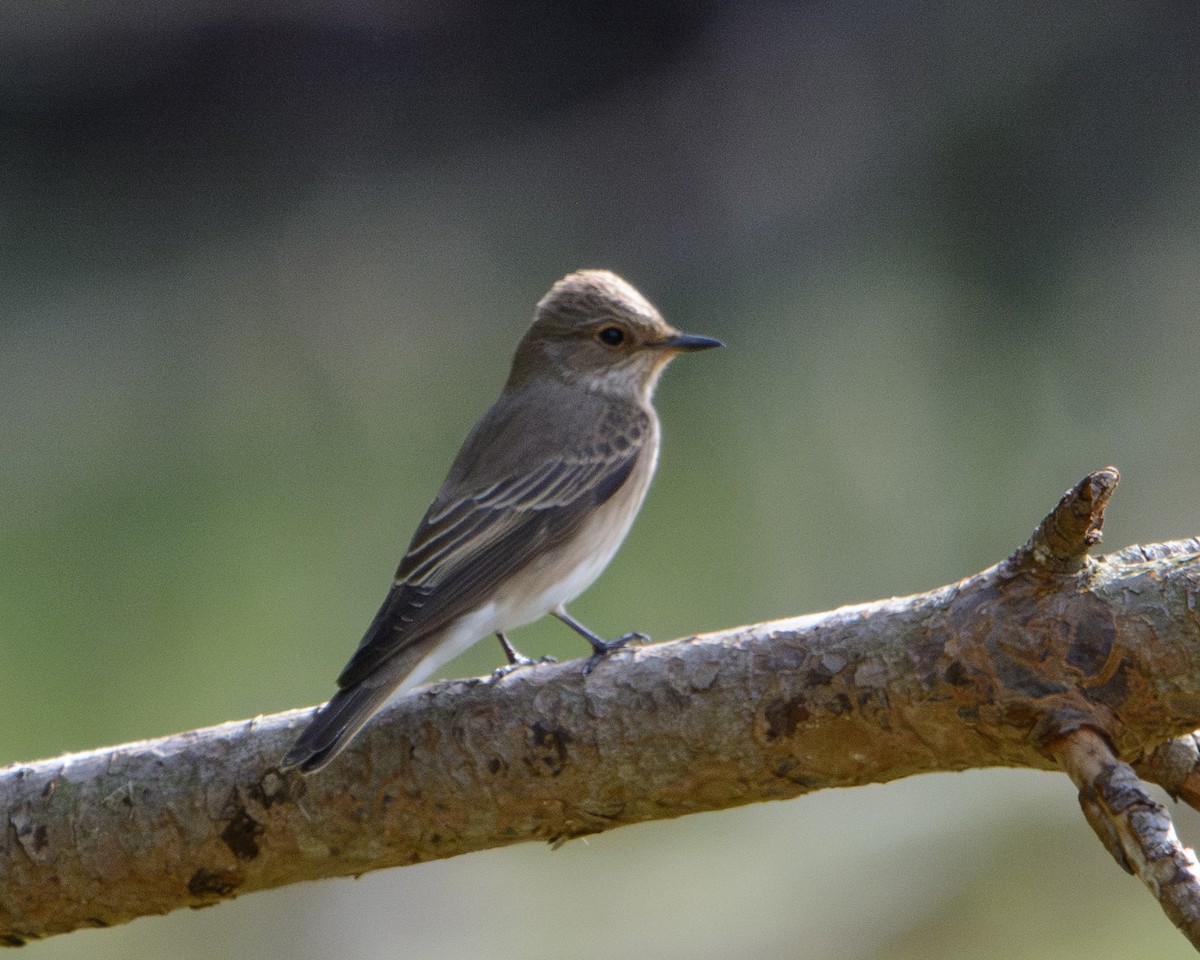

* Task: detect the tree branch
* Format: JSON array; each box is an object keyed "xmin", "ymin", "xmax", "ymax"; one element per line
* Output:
[
  {"xmin": 1052, "ymin": 727, "xmax": 1200, "ymax": 941},
  {"xmin": 4, "ymin": 468, "xmax": 1200, "ymax": 947}
]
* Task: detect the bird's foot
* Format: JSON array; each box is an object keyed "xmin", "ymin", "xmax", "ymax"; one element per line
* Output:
[
  {"xmin": 490, "ymin": 654, "xmax": 557, "ymax": 682},
  {"xmin": 583, "ymin": 629, "xmax": 650, "ymax": 656},
  {"xmin": 581, "ymin": 631, "xmax": 649, "ymax": 674}
]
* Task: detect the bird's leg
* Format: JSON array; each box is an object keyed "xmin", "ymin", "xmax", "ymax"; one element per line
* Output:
[
  {"xmin": 551, "ymin": 604, "xmax": 649, "ymax": 672},
  {"xmin": 496, "ymin": 631, "xmax": 530, "ymax": 666},
  {"xmin": 490, "ymin": 632, "xmax": 556, "ymax": 681}
]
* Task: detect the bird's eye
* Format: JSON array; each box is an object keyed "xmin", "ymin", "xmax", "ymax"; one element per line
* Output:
[{"xmin": 597, "ymin": 325, "xmax": 626, "ymax": 347}]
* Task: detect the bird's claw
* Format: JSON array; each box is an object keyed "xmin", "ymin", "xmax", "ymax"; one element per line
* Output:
[
  {"xmin": 490, "ymin": 655, "xmax": 557, "ymax": 682},
  {"xmin": 581, "ymin": 631, "xmax": 649, "ymax": 674}
]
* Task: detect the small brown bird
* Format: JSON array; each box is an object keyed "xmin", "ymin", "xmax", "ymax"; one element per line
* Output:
[{"xmin": 284, "ymin": 270, "xmax": 721, "ymax": 773}]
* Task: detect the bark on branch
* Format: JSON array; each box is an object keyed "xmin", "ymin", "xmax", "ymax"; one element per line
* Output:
[{"xmin": 4, "ymin": 468, "xmax": 1200, "ymax": 948}]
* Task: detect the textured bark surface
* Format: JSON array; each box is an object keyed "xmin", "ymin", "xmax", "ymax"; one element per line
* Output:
[
  {"xmin": 3, "ymin": 469, "xmax": 1200, "ymax": 947},
  {"xmin": 1054, "ymin": 727, "xmax": 1200, "ymax": 944}
]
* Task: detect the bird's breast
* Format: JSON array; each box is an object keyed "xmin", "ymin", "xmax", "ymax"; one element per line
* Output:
[{"xmin": 494, "ymin": 420, "xmax": 660, "ymax": 632}]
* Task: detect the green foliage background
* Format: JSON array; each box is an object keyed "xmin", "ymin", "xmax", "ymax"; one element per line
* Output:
[{"xmin": 4, "ymin": 2, "xmax": 1200, "ymax": 956}]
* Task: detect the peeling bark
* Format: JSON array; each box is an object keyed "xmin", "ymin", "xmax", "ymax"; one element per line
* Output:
[
  {"xmin": 1055, "ymin": 727, "xmax": 1200, "ymax": 943},
  {"xmin": 3, "ymin": 468, "xmax": 1200, "ymax": 947}
]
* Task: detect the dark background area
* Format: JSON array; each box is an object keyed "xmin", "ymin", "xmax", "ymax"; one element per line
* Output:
[{"xmin": 5, "ymin": 2, "xmax": 1200, "ymax": 957}]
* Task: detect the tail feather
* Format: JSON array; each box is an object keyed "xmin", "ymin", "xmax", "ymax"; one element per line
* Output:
[{"xmin": 282, "ymin": 683, "xmax": 396, "ymax": 774}]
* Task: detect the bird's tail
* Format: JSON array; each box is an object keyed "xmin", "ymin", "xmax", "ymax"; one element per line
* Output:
[{"xmin": 282, "ymin": 682, "xmax": 397, "ymax": 774}]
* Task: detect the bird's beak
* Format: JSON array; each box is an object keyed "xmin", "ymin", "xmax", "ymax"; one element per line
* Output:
[{"xmin": 657, "ymin": 331, "xmax": 724, "ymax": 352}]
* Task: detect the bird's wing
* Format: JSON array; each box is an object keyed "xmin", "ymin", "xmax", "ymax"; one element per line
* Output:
[{"xmin": 335, "ymin": 399, "xmax": 650, "ymax": 689}]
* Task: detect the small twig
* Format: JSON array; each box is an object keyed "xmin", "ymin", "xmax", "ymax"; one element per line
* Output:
[
  {"xmin": 1139, "ymin": 734, "xmax": 1200, "ymax": 810},
  {"xmin": 1052, "ymin": 726, "xmax": 1200, "ymax": 948},
  {"xmin": 1008, "ymin": 466, "xmax": 1120, "ymax": 575}
]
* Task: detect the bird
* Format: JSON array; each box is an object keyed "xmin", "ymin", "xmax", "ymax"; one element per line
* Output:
[{"xmin": 283, "ymin": 269, "xmax": 722, "ymax": 773}]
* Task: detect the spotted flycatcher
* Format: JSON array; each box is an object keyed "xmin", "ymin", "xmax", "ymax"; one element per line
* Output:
[{"xmin": 284, "ymin": 270, "xmax": 721, "ymax": 773}]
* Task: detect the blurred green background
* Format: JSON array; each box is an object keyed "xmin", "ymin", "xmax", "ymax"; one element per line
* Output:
[{"xmin": 4, "ymin": 0, "xmax": 1200, "ymax": 956}]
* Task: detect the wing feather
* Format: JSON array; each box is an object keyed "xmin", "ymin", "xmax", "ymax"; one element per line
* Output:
[{"xmin": 335, "ymin": 400, "xmax": 649, "ymax": 689}]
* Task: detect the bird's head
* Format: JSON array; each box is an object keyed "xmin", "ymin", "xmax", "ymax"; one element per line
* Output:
[{"xmin": 507, "ymin": 270, "xmax": 722, "ymax": 399}]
